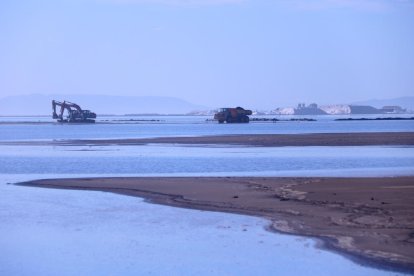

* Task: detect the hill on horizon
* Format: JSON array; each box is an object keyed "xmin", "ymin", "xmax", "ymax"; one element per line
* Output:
[{"xmin": 0, "ymin": 94, "xmax": 209, "ymax": 116}]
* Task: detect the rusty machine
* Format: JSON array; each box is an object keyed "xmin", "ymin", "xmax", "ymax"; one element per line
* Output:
[
  {"xmin": 214, "ymin": 107, "xmax": 252, "ymax": 123},
  {"xmin": 52, "ymin": 100, "xmax": 97, "ymax": 123}
]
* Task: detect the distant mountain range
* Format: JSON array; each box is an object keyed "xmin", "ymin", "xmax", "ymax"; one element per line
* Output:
[
  {"xmin": 351, "ymin": 96, "xmax": 414, "ymax": 111},
  {"xmin": 0, "ymin": 94, "xmax": 209, "ymax": 116}
]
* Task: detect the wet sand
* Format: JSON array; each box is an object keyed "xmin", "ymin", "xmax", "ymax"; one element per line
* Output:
[
  {"xmin": 51, "ymin": 132, "xmax": 414, "ymax": 147},
  {"xmin": 19, "ymin": 176, "xmax": 414, "ymax": 272},
  {"xmin": 4, "ymin": 132, "xmax": 414, "ymax": 146}
]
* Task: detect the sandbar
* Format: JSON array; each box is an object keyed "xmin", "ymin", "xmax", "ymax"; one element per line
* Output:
[
  {"xmin": 19, "ymin": 176, "xmax": 414, "ymax": 273},
  {"xmin": 4, "ymin": 132, "xmax": 414, "ymax": 147}
]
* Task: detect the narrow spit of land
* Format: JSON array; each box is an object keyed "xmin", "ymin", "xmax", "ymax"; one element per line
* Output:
[
  {"xmin": 19, "ymin": 177, "xmax": 414, "ymax": 273},
  {"xmin": 3, "ymin": 132, "xmax": 414, "ymax": 147},
  {"xmin": 52, "ymin": 132, "xmax": 414, "ymax": 147}
]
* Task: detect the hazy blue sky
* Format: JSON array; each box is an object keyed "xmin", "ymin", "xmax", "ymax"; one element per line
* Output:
[{"xmin": 1, "ymin": 0, "xmax": 413, "ymax": 109}]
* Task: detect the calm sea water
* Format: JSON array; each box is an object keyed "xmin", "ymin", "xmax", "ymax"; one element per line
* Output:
[
  {"xmin": 0, "ymin": 115, "xmax": 413, "ymax": 141},
  {"xmin": 0, "ymin": 145, "xmax": 413, "ymax": 177},
  {"xmin": 0, "ymin": 115, "xmax": 413, "ymax": 275},
  {"xmin": 0, "ymin": 115, "xmax": 413, "ymax": 176}
]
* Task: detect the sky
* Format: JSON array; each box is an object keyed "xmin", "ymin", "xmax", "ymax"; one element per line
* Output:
[{"xmin": 0, "ymin": 0, "xmax": 413, "ymax": 109}]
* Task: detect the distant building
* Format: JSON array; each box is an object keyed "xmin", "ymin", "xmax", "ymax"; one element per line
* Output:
[
  {"xmin": 272, "ymin": 103, "xmax": 407, "ymax": 116},
  {"xmin": 349, "ymin": 105, "xmax": 380, "ymax": 114},
  {"xmin": 380, "ymin": 106, "xmax": 406, "ymax": 114},
  {"xmin": 294, "ymin": 103, "xmax": 327, "ymax": 115}
]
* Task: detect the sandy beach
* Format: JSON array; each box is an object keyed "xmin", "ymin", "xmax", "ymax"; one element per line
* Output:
[{"xmin": 19, "ymin": 176, "xmax": 414, "ymax": 272}]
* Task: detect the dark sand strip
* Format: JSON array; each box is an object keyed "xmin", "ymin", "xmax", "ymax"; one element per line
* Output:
[
  {"xmin": 19, "ymin": 177, "xmax": 414, "ymax": 272},
  {"xmin": 4, "ymin": 132, "xmax": 414, "ymax": 146}
]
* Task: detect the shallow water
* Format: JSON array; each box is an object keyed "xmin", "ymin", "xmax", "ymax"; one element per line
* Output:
[
  {"xmin": 0, "ymin": 144, "xmax": 413, "ymax": 177},
  {"xmin": 1, "ymin": 115, "xmax": 413, "ymax": 275},
  {"xmin": 0, "ymin": 175, "xmax": 408, "ymax": 276},
  {"xmin": 0, "ymin": 115, "xmax": 413, "ymax": 141}
]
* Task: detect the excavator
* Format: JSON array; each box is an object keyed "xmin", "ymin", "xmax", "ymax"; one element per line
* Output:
[{"xmin": 52, "ymin": 100, "xmax": 97, "ymax": 123}]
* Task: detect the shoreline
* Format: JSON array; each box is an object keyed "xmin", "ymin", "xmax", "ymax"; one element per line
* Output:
[
  {"xmin": 18, "ymin": 176, "xmax": 414, "ymax": 273},
  {"xmin": 2, "ymin": 132, "xmax": 414, "ymax": 147}
]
